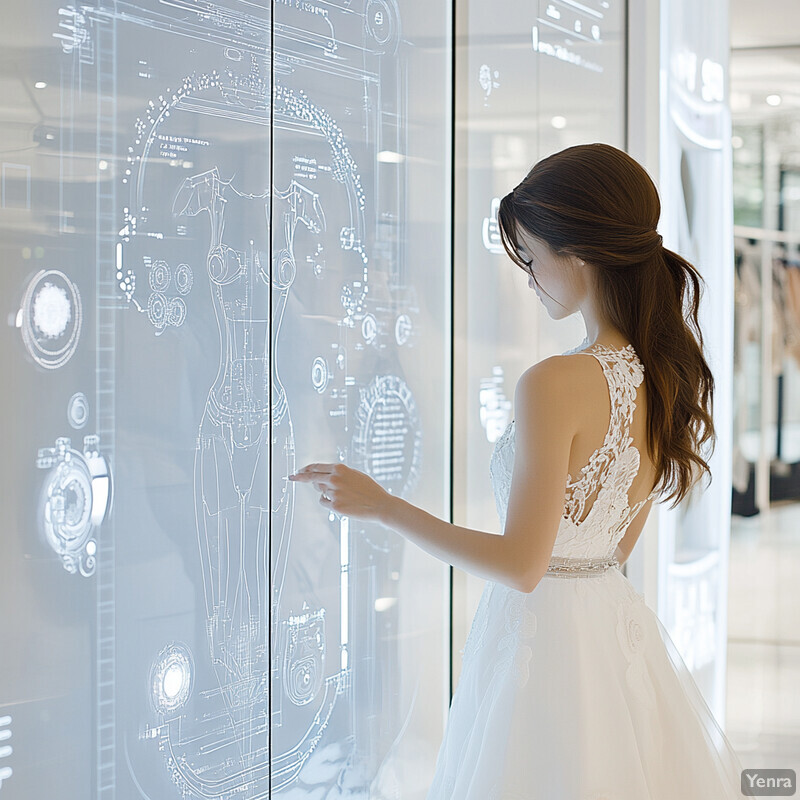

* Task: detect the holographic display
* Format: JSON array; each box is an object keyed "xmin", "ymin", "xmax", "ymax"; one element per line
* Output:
[{"xmin": 1, "ymin": 0, "xmax": 451, "ymax": 797}]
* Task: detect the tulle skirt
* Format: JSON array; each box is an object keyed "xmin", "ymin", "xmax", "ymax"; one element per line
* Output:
[{"xmin": 425, "ymin": 566, "xmax": 744, "ymax": 799}]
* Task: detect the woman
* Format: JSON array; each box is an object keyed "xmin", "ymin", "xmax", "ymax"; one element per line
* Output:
[{"xmin": 290, "ymin": 143, "xmax": 744, "ymax": 798}]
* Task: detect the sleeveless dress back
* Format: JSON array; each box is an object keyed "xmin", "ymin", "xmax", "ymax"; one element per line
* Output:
[{"xmin": 425, "ymin": 340, "xmax": 744, "ymax": 799}]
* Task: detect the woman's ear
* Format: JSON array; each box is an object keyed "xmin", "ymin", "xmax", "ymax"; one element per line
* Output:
[{"xmin": 562, "ymin": 252, "xmax": 585, "ymax": 269}]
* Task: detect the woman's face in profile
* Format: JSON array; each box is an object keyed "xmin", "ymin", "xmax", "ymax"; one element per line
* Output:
[
  {"xmin": 514, "ymin": 231, "xmax": 585, "ymax": 320},
  {"xmin": 516, "ymin": 234, "xmax": 559, "ymax": 299}
]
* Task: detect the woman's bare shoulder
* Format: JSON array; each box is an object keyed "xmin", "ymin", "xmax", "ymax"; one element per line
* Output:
[
  {"xmin": 516, "ymin": 352, "xmax": 604, "ymax": 422},
  {"xmin": 524, "ymin": 351, "xmax": 599, "ymax": 384},
  {"xmin": 556, "ymin": 350, "xmax": 607, "ymax": 393},
  {"xmin": 515, "ymin": 353, "xmax": 592, "ymax": 415}
]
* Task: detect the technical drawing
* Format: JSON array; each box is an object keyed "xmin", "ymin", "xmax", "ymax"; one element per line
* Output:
[
  {"xmin": 174, "ymin": 165, "xmax": 277, "ymax": 774},
  {"xmin": 482, "ymin": 197, "xmax": 503, "ymax": 255},
  {"xmin": 35, "ymin": 434, "xmax": 112, "ymax": 577},
  {"xmin": 53, "ymin": 4, "xmax": 95, "ymax": 64},
  {"xmin": 148, "ymin": 159, "xmax": 340, "ymax": 796},
  {"xmin": 365, "ymin": 0, "xmax": 401, "ymax": 52},
  {"xmin": 478, "ymin": 63, "xmax": 500, "ymax": 104},
  {"xmin": 281, "ymin": 603, "xmax": 326, "ymax": 706},
  {"xmin": 532, "ymin": 0, "xmax": 609, "ymax": 74},
  {"xmin": 139, "ymin": 257, "xmax": 194, "ymax": 333},
  {"xmin": 67, "ymin": 392, "xmax": 89, "ymax": 429},
  {"xmin": 175, "ymin": 263, "xmax": 193, "ymax": 295},
  {"xmin": 150, "ymin": 643, "xmax": 194, "ymax": 714},
  {"xmin": 352, "ymin": 375, "xmax": 422, "ymax": 496},
  {"xmin": 0, "ymin": 714, "xmax": 11, "ymax": 792},
  {"xmin": 394, "ymin": 313, "xmax": 413, "ymax": 347},
  {"xmin": 110, "ymin": 29, "xmax": 391, "ymax": 787},
  {"xmin": 111, "ymin": 47, "xmax": 344, "ymax": 791},
  {"xmin": 148, "ymin": 259, "xmax": 170, "ymax": 292},
  {"xmin": 311, "ymin": 356, "xmax": 332, "ymax": 394},
  {"xmin": 17, "ymin": 269, "xmax": 82, "ymax": 369}
]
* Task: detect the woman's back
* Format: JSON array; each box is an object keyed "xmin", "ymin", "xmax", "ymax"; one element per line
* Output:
[{"xmin": 562, "ymin": 340, "xmax": 659, "ymax": 522}]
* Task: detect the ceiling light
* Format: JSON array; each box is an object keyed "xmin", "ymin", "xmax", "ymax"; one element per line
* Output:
[
  {"xmin": 766, "ymin": 94, "xmax": 781, "ymax": 106},
  {"xmin": 551, "ymin": 116, "xmax": 567, "ymax": 129},
  {"xmin": 731, "ymin": 135, "xmax": 743, "ymax": 149},
  {"xmin": 34, "ymin": 81, "xmax": 47, "ymax": 89}
]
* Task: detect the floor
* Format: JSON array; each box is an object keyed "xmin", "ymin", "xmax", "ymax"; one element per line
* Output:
[{"xmin": 725, "ymin": 500, "xmax": 800, "ymax": 776}]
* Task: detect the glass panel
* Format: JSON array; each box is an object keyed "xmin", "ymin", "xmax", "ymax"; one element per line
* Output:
[
  {"xmin": 452, "ymin": 0, "xmax": 627, "ymax": 684},
  {"xmin": 732, "ymin": 123, "xmax": 763, "ymax": 228},
  {"xmin": 0, "ymin": 0, "xmax": 451, "ymax": 797},
  {"xmin": 269, "ymin": 1, "xmax": 452, "ymax": 795}
]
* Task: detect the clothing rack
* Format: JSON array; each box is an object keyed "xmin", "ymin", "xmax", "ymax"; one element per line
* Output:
[{"xmin": 732, "ymin": 225, "xmax": 800, "ymax": 514}]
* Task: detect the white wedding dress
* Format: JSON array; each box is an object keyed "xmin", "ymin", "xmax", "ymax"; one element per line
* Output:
[{"xmin": 425, "ymin": 340, "xmax": 744, "ymax": 799}]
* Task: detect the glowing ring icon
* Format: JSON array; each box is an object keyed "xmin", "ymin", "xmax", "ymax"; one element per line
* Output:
[
  {"xmin": 19, "ymin": 269, "xmax": 82, "ymax": 369},
  {"xmin": 150, "ymin": 643, "xmax": 194, "ymax": 714}
]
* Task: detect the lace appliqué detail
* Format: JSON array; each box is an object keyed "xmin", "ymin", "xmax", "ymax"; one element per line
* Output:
[
  {"xmin": 615, "ymin": 591, "xmax": 657, "ymax": 710},
  {"xmin": 461, "ymin": 581, "xmax": 495, "ymax": 663},
  {"xmin": 489, "ymin": 419, "xmax": 516, "ymax": 529},
  {"xmin": 493, "ymin": 590, "xmax": 537, "ymax": 689},
  {"xmin": 553, "ymin": 344, "xmax": 658, "ymax": 558},
  {"xmin": 562, "ymin": 345, "xmax": 645, "ymax": 527}
]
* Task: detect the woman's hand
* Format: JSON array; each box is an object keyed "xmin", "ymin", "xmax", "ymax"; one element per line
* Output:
[{"xmin": 288, "ymin": 462, "xmax": 392, "ymax": 523}]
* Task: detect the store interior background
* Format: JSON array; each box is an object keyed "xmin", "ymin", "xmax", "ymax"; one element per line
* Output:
[
  {"xmin": 726, "ymin": 0, "xmax": 800, "ymax": 775},
  {"xmin": 1, "ymin": 0, "xmax": 799, "ymax": 796}
]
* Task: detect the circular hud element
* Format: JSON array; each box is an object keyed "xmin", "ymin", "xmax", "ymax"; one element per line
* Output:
[
  {"xmin": 40, "ymin": 448, "xmax": 94, "ymax": 575},
  {"xmin": 150, "ymin": 642, "xmax": 194, "ymax": 714},
  {"xmin": 148, "ymin": 260, "xmax": 171, "ymax": 293},
  {"xmin": 20, "ymin": 270, "xmax": 82, "ymax": 369},
  {"xmin": 174, "ymin": 263, "xmax": 193, "ymax": 295},
  {"xmin": 365, "ymin": 0, "xmax": 399, "ymax": 51},
  {"xmin": 67, "ymin": 392, "xmax": 89, "ymax": 429}
]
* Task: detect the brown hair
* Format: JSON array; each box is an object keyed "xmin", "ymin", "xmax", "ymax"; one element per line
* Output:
[{"xmin": 497, "ymin": 142, "xmax": 715, "ymax": 509}]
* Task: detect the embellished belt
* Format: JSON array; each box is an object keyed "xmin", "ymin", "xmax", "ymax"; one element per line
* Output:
[{"xmin": 544, "ymin": 555, "xmax": 620, "ymax": 579}]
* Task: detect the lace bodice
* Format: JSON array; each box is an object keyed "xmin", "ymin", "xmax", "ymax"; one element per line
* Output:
[{"xmin": 489, "ymin": 338, "xmax": 658, "ymax": 562}]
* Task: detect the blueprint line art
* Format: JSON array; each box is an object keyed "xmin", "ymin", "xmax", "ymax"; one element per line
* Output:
[
  {"xmin": 36, "ymin": 434, "xmax": 112, "ymax": 577},
  {"xmin": 0, "ymin": 715, "xmax": 11, "ymax": 792},
  {"xmin": 111, "ymin": 16, "xmax": 384, "ymax": 794}
]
